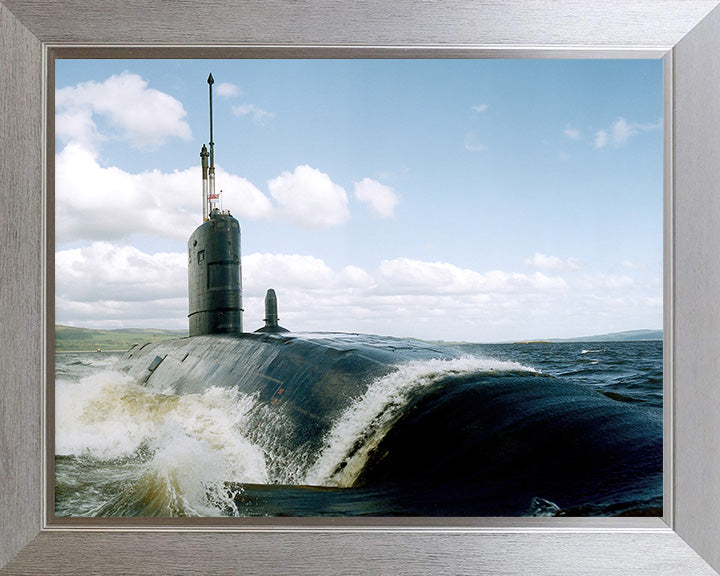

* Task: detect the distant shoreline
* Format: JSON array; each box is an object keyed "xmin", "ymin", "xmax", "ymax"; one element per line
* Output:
[
  {"xmin": 56, "ymin": 349, "xmax": 131, "ymax": 353},
  {"xmin": 54, "ymin": 325, "xmax": 187, "ymax": 353},
  {"xmin": 54, "ymin": 325, "xmax": 662, "ymax": 353}
]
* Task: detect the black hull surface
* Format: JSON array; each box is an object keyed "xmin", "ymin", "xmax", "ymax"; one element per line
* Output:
[{"xmin": 109, "ymin": 333, "xmax": 662, "ymax": 517}]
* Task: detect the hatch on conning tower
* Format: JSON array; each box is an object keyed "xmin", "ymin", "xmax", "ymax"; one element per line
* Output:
[{"xmin": 187, "ymin": 74, "xmax": 243, "ymax": 336}]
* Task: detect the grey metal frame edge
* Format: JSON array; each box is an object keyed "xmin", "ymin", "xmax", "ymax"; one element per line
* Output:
[{"xmin": 2, "ymin": 1, "xmax": 720, "ymax": 574}]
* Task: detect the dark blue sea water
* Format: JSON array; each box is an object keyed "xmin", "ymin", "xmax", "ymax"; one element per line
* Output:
[{"xmin": 54, "ymin": 338, "xmax": 662, "ymax": 518}]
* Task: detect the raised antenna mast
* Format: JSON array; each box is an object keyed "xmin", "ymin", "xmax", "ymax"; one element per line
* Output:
[
  {"xmin": 206, "ymin": 73, "xmax": 220, "ymax": 214},
  {"xmin": 208, "ymin": 73, "xmax": 215, "ymax": 168}
]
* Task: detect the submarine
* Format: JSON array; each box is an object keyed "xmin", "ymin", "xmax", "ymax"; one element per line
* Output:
[{"xmin": 108, "ymin": 75, "xmax": 662, "ymax": 517}]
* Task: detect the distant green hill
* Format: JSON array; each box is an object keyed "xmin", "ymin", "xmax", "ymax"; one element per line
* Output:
[
  {"xmin": 521, "ymin": 329, "xmax": 662, "ymax": 343},
  {"xmin": 55, "ymin": 325, "xmax": 188, "ymax": 352}
]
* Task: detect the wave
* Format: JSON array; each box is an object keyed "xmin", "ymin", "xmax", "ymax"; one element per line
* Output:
[
  {"xmin": 57, "ymin": 371, "xmax": 270, "ymax": 515},
  {"xmin": 303, "ymin": 356, "xmax": 536, "ymax": 487},
  {"xmin": 56, "ymin": 335, "xmax": 661, "ymax": 517}
]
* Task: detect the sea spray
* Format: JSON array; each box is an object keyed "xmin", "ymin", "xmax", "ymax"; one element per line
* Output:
[
  {"xmin": 55, "ymin": 370, "xmax": 168, "ymax": 460},
  {"xmin": 303, "ymin": 355, "xmax": 536, "ymax": 487},
  {"xmin": 56, "ymin": 369, "xmax": 269, "ymax": 515}
]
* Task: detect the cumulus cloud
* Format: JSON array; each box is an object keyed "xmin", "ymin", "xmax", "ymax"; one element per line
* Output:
[
  {"xmin": 268, "ymin": 165, "xmax": 350, "ymax": 228},
  {"xmin": 56, "ymin": 242, "xmax": 659, "ymax": 341},
  {"xmin": 354, "ymin": 178, "xmax": 399, "ymax": 219},
  {"xmin": 56, "ymin": 140, "xmax": 364, "ymax": 242},
  {"xmin": 217, "ymin": 82, "xmax": 241, "ymax": 97},
  {"xmin": 243, "ymin": 253, "xmax": 336, "ymax": 292},
  {"xmin": 594, "ymin": 117, "xmax": 661, "ymax": 149},
  {"xmin": 232, "ymin": 103, "xmax": 275, "ymax": 125},
  {"xmin": 337, "ymin": 265, "xmax": 376, "ymax": 290},
  {"xmin": 376, "ymin": 258, "xmax": 567, "ymax": 296},
  {"xmin": 56, "ymin": 72, "xmax": 191, "ymax": 151},
  {"xmin": 524, "ymin": 252, "xmax": 582, "ymax": 272},
  {"xmin": 55, "ymin": 143, "xmax": 272, "ymax": 244},
  {"xmin": 56, "ymin": 297, "xmax": 191, "ymax": 330},
  {"xmin": 56, "ymin": 242, "xmax": 188, "ymax": 303}
]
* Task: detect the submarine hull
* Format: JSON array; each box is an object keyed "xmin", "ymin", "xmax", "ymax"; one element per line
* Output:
[{"xmin": 108, "ymin": 333, "xmax": 663, "ymax": 517}]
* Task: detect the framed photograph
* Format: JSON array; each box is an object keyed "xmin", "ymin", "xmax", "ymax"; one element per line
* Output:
[
  {"xmin": 51, "ymin": 56, "xmax": 666, "ymax": 522},
  {"xmin": 2, "ymin": 1, "xmax": 720, "ymax": 574}
]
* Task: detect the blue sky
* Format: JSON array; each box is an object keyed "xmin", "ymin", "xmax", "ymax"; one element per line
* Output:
[{"xmin": 55, "ymin": 58, "xmax": 663, "ymax": 342}]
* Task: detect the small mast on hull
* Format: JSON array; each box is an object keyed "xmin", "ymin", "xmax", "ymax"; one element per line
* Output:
[
  {"xmin": 255, "ymin": 289, "xmax": 290, "ymax": 333},
  {"xmin": 188, "ymin": 73, "xmax": 244, "ymax": 336}
]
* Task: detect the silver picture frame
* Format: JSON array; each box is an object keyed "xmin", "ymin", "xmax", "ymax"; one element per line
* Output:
[{"xmin": 2, "ymin": 1, "xmax": 720, "ymax": 574}]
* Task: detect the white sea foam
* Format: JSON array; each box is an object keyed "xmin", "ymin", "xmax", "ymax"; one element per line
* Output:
[
  {"xmin": 85, "ymin": 354, "xmax": 121, "ymax": 368},
  {"xmin": 56, "ymin": 369, "xmax": 268, "ymax": 515},
  {"xmin": 303, "ymin": 355, "xmax": 534, "ymax": 487},
  {"xmin": 55, "ymin": 370, "xmax": 157, "ymax": 459},
  {"xmin": 527, "ymin": 496, "xmax": 562, "ymax": 517}
]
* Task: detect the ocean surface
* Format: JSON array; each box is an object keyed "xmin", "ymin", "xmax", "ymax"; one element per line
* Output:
[{"xmin": 54, "ymin": 337, "xmax": 662, "ymax": 518}]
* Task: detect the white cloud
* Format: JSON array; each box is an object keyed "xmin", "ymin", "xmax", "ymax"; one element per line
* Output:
[
  {"xmin": 594, "ymin": 117, "xmax": 661, "ymax": 149},
  {"xmin": 600, "ymin": 274, "xmax": 635, "ymax": 290},
  {"xmin": 611, "ymin": 117, "xmax": 635, "ymax": 146},
  {"xmin": 56, "ymin": 242, "xmax": 188, "ymax": 303},
  {"xmin": 243, "ymin": 253, "xmax": 335, "ymax": 292},
  {"xmin": 353, "ymin": 178, "xmax": 399, "ymax": 219},
  {"xmin": 56, "ymin": 72, "xmax": 191, "ymax": 151},
  {"xmin": 232, "ymin": 103, "xmax": 275, "ymax": 125},
  {"xmin": 56, "ymin": 244, "xmax": 660, "ymax": 341},
  {"xmin": 239, "ymin": 256, "xmax": 573, "ymax": 337},
  {"xmin": 56, "ymin": 296, "xmax": 189, "ymax": 330},
  {"xmin": 594, "ymin": 129, "xmax": 609, "ymax": 149},
  {"xmin": 268, "ymin": 165, "xmax": 349, "ymax": 229},
  {"xmin": 563, "ymin": 125, "xmax": 581, "ymax": 140},
  {"xmin": 377, "ymin": 258, "xmax": 567, "ymax": 295},
  {"xmin": 57, "ymin": 141, "xmax": 359, "ymax": 243},
  {"xmin": 55, "ymin": 143, "xmax": 272, "ymax": 244},
  {"xmin": 217, "ymin": 82, "xmax": 240, "ymax": 98},
  {"xmin": 621, "ymin": 259, "xmax": 644, "ymax": 270},
  {"xmin": 214, "ymin": 169, "xmax": 274, "ymax": 220},
  {"xmin": 337, "ymin": 265, "xmax": 376, "ymax": 290},
  {"xmin": 464, "ymin": 133, "xmax": 487, "ymax": 152},
  {"xmin": 472, "ymin": 104, "xmax": 489, "ymax": 113},
  {"xmin": 524, "ymin": 252, "xmax": 582, "ymax": 271},
  {"xmin": 577, "ymin": 273, "xmax": 636, "ymax": 291}
]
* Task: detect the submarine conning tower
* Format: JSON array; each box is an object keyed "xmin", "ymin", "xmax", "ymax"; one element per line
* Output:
[
  {"xmin": 188, "ymin": 209, "xmax": 243, "ymax": 336},
  {"xmin": 187, "ymin": 73, "xmax": 244, "ymax": 336}
]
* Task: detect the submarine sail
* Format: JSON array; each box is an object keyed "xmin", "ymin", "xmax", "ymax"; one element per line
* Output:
[{"xmin": 187, "ymin": 74, "xmax": 243, "ymax": 336}]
